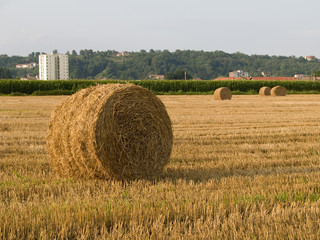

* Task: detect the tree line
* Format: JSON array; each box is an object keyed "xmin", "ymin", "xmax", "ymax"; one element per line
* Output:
[{"xmin": 1, "ymin": 50, "xmax": 320, "ymax": 80}]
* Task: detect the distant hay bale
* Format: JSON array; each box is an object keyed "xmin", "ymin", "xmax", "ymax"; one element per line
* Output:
[
  {"xmin": 214, "ymin": 87, "xmax": 232, "ymax": 100},
  {"xmin": 47, "ymin": 84, "xmax": 173, "ymax": 180},
  {"xmin": 270, "ymin": 86, "xmax": 287, "ymax": 96},
  {"xmin": 259, "ymin": 86, "xmax": 271, "ymax": 96}
]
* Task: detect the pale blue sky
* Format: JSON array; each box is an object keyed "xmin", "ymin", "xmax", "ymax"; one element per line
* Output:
[{"xmin": 1, "ymin": 0, "xmax": 320, "ymax": 57}]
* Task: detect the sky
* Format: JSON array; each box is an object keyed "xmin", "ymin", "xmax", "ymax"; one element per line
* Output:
[{"xmin": 1, "ymin": 0, "xmax": 320, "ymax": 57}]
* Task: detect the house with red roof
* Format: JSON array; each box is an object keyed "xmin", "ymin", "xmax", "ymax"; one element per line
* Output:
[
  {"xmin": 229, "ymin": 70, "xmax": 249, "ymax": 78},
  {"xmin": 305, "ymin": 56, "xmax": 317, "ymax": 61}
]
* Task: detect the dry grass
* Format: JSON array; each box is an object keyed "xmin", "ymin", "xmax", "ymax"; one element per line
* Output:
[{"xmin": 1, "ymin": 95, "xmax": 320, "ymax": 239}]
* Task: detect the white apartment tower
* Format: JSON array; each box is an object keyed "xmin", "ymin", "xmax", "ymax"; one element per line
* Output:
[{"xmin": 39, "ymin": 53, "xmax": 69, "ymax": 80}]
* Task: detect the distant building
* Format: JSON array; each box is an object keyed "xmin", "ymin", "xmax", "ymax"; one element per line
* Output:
[
  {"xmin": 39, "ymin": 53, "xmax": 69, "ymax": 80},
  {"xmin": 229, "ymin": 70, "xmax": 249, "ymax": 78},
  {"xmin": 148, "ymin": 74, "xmax": 165, "ymax": 80},
  {"xmin": 261, "ymin": 71, "xmax": 272, "ymax": 77},
  {"xmin": 20, "ymin": 74, "xmax": 39, "ymax": 80},
  {"xmin": 294, "ymin": 74, "xmax": 306, "ymax": 79},
  {"xmin": 16, "ymin": 62, "xmax": 37, "ymax": 69},
  {"xmin": 214, "ymin": 77, "xmax": 296, "ymax": 81},
  {"xmin": 116, "ymin": 51, "xmax": 131, "ymax": 57},
  {"xmin": 294, "ymin": 74, "xmax": 310, "ymax": 80},
  {"xmin": 305, "ymin": 56, "xmax": 317, "ymax": 61}
]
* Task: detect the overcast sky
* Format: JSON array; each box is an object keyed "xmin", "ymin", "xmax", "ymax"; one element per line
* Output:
[{"xmin": 1, "ymin": 0, "xmax": 319, "ymax": 57}]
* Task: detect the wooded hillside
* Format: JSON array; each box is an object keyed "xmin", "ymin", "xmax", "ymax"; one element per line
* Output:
[{"xmin": 1, "ymin": 50, "xmax": 320, "ymax": 80}]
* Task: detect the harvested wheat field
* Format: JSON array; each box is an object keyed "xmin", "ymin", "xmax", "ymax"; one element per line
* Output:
[{"xmin": 1, "ymin": 94, "xmax": 320, "ymax": 239}]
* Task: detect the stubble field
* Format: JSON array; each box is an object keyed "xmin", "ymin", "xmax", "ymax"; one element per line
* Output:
[{"xmin": 1, "ymin": 94, "xmax": 320, "ymax": 239}]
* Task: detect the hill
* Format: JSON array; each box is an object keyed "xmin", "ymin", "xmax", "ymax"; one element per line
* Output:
[{"xmin": 1, "ymin": 50, "xmax": 320, "ymax": 80}]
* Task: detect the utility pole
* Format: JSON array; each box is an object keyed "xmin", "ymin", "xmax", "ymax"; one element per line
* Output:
[{"xmin": 184, "ymin": 71, "xmax": 187, "ymax": 80}]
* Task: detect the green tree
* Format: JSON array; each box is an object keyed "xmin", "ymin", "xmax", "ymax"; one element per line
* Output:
[
  {"xmin": 165, "ymin": 70, "xmax": 192, "ymax": 80},
  {"xmin": 312, "ymin": 70, "xmax": 320, "ymax": 77},
  {"xmin": 0, "ymin": 67, "xmax": 12, "ymax": 79}
]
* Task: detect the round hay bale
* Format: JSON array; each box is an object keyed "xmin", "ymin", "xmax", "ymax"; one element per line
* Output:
[
  {"xmin": 259, "ymin": 86, "xmax": 271, "ymax": 96},
  {"xmin": 214, "ymin": 87, "xmax": 232, "ymax": 100},
  {"xmin": 270, "ymin": 86, "xmax": 287, "ymax": 96},
  {"xmin": 47, "ymin": 84, "xmax": 173, "ymax": 180}
]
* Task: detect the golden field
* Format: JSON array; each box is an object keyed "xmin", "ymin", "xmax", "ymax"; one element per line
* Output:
[{"xmin": 1, "ymin": 94, "xmax": 320, "ymax": 239}]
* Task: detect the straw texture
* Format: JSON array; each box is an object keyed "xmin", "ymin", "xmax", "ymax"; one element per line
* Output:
[
  {"xmin": 271, "ymin": 86, "xmax": 287, "ymax": 96},
  {"xmin": 214, "ymin": 87, "xmax": 232, "ymax": 100},
  {"xmin": 259, "ymin": 86, "xmax": 271, "ymax": 96},
  {"xmin": 47, "ymin": 84, "xmax": 173, "ymax": 180}
]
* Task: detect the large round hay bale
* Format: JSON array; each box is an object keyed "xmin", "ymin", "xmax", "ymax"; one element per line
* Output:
[
  {"xmin": 259, "ymin": 86, "xmax": 271, "ymax": 96},
  {"xmin": 214, "ymin": 87, "xmax": 232, "ymax": 100},
  {"xmin": 270, "ymin": 86, "xmax": 287, "ymax": 96},
  {"xmin": 47, "ymin": 84, "xmax": 173, "ymax": 180}
]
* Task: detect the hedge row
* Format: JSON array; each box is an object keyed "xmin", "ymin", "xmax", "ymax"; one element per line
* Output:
[{"xmin": 1, "ymin": 79, "xmax": 320, "ymax": 95}]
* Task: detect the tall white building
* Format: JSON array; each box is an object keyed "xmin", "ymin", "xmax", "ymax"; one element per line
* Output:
[{"xmin": 39, "ymin": 53, "xmax": 69, "ymax": 80}]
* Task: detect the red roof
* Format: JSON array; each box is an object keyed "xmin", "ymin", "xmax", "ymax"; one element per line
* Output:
[{"xmin": 213, "ymin": 77, "xmax": 297, "ymax": 81}]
